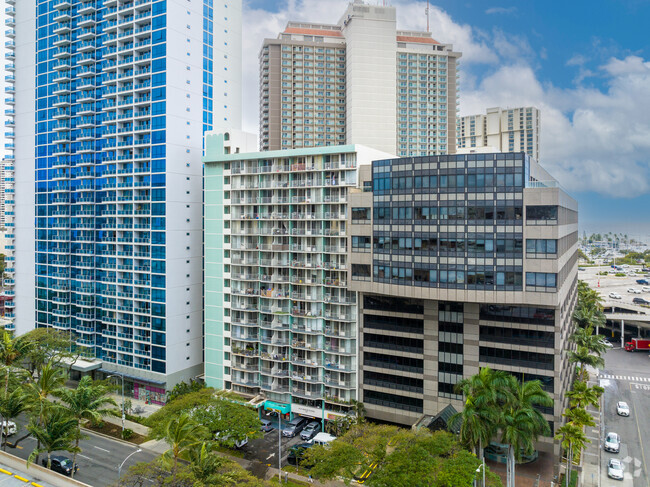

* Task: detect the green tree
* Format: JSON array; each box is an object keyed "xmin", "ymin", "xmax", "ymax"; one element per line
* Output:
[
  {"xmin": 160, "ymin": 413, "xmax": 209, "ymax": 482},
  {"xmin": 0, "ymin": 386, "xmax": 30, "ymax": 450},
  {"xmin": 500, "ymin": 377, "xmax": 552, "ymax": 487},
  {"xmin": 0, "ymin": 329, "xmax": 32, "ymax": 396},
  {"xmin": 146, "ymin": 388, "xmax": 219, "ymax": 439},
  {"xmin": 54, "ymin": 376, "xmax": 118, "ymax": 478},
  {"xmin": 20, "ymin": 360, "xmax": 67, "ymax": 459},
  {"xmin": 166, "ymin": 380, "xmax": 206, "ymax": 403},
  {"xmin": 191, "ymin": 397, "xmax": 262, "ymax": 448},
  {"xmin": 566, "ymin": 381, "xmax": 603, "ymax": 409},
  {"xmin": 567, "ymin": 346, "xmax": 605, "ymax": 381},
  {"xmin": 555, "ymin": 423, "xmax": 590, "ymax": 487},
  {"xmin": 449, "ymin": 367, "xmax": 511, "ymax": 458},
  {"xmin": 186, "ymin": 442, "xmax": 264, "ymax": 487},
  {"xmin": 569, "ymin": 325, "xmax": 607, "ymax": 357},
  {"xmin": 20, "ymin": 328, "xmax": 77, "ymax": 378},
  {"xmin": 563, "ymin": 407, "xmax": 596, "ymax": 428},
  {"xmin": 27, "ymin": 407, "xmax": 80, "ymax": 470}
]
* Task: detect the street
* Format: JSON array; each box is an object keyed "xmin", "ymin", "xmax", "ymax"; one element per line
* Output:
[
  {"xmin": 599, "ymin": 347, "xmax": 650, "ymax": 487},
  {"xmin": 6, "ymin": 419, "xmax": 158, "ymax": 487}
]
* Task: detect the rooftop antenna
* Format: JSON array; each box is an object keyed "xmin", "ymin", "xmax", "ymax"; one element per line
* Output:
[{"xmin": 425, "ymin": 0, "xmax": 430, "ymax": 32}]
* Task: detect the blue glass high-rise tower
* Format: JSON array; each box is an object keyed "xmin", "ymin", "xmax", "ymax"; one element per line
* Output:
[{"xmin": 13, "ymin": 0, "xmax": 242, "ymax": 400}]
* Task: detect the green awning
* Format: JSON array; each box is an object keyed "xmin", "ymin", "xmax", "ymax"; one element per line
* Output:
[{"xmin": 264, "ymin": 400, "xmax": 290, "ymax": 414}]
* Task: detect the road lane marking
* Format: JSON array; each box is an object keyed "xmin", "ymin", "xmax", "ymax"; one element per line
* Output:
[
  {"xmin": 93, "ymin": 446, "xmax": 110, "ymax": 453},
  {"xmin": 0, "ymin": 468, "xmax": 11, "ymax": 475},
  {"xmin": 628, "ymin": 382, "xmax": 649, "ymax": 484},
  {"xmin": 14, "ymin": 475, "xmax": 28, "ymax": 482},
  {"xmin": 78, "ymin": 454, "xmax": 93, "ymax": 460}
]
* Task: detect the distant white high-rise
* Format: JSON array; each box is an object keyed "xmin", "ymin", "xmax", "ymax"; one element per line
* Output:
[
  {"xmin": 12, "ymin": 0, "xmax": 242, "ymax": 400},
  {"xmin": 457, "ymin": 107, "xmax": 541, "ymax": 161},
  {"xmin": 259, "ymin": 1, "xmax": 461, "ymax": 157}
]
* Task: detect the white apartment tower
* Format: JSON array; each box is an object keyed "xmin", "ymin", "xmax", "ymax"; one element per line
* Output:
[
  {"xmin": 259, "ymin": 1, "xmax": 461, "ymax": 157},
  {"xmin": 12, "ymin": 0, "xmax": 242, "ymax": 399},
  {"xmin": 457, "ymin": 107, "xmax": 541, "ymax": 161}
]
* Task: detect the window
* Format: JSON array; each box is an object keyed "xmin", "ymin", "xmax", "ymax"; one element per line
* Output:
[
  {"xmin": 526, "ymin": 272, "xmax": 557, "ymax": 289},
  {"xmin": 526, "ymin": 205, "xmax": 558, "ymax": 222},
  {"xmin": 351, "ymin": 207, "xmax": 370, "ymax": 222},
  {"xmin": 351, "ymin": 264, "xmax": 371, "ymax": 280},
  {"xmin": 351, "ymin": 236, "xmax": 371, "ymax": 252},
  {"xmin": 480, "ymin": 305, "xmax": 555, "ymax": 326},
  {"xmin": 526, "ymin": 239, "xmax": 557, "ymax": 255}
]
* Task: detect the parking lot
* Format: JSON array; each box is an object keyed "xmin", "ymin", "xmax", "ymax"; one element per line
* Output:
[
  {"xmin": 579, "ymin": 265, "xmax": 650, "ymax": 309},
  {"xmin": 243, "ymin": 414, "xmax": 324, "ymax": 471}
]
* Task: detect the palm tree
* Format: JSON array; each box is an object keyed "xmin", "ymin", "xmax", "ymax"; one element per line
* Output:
[
  {"xmin": 448, "ymin": 394, "xmax": 497, "ymax": 459},
  {"xmin": 563, "ymin": 407, "xmax": 595, "ymax": 428},
  {"xmin": 0, "ymin": 387, "xmax": 30, "ymax": 451},
  {"xmin": 27, "ymin": 407, "xmax": 79, "ymax": 470},
  {"xmin": 500, "ymin": 377, "xmax": 552, "ymax": 487},
  {"xmin": 567, "ymin": 346, "xmax": 605, "ymax": 380},
  {"xmin": 24, "ymin": 361, "xmax": 66, "ymax": 463},
  {"xmin": 450, "ymin": 368, "xmax": 513, "ymax": 460},
  {"xmin": 555, "ymin": 422, "xmax": 589, "ymax": 487},
  {"xmin": 566, "ymin": 381, "xmax": 604, "ymax": 409},
  {"xmin": 54, "ymin": 376, "xmax": 118, "ymax": 478},
  {"xmin": 0, "ymin": 330, "xmax": 32, "ymax": 396},
  {"xmin": 160, "ymin": 413, "xmax": 209, "ymax": 481},
  {"xmin": 569, "ymin": 325, "xmax": 607, "ymax": 357}
]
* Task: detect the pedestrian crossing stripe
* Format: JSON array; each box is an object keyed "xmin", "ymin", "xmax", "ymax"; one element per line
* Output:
[{"xmin": 599, "ymin": 374, "xmax": 650, "ymax": 382}]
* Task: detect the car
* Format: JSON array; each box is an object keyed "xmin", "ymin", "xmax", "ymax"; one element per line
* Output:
[
  {"xmin": 636, "ymin": 279, "xmax": 649, "ymax": 285},
  {"xmin": 42, "ymin": 455, "xmax": 78, "ymax": 476},
  {"xmin": 300, "ymin": 421, "xmax": 322, "ymax": 441},
  {"xmin": 282, "ymin": 416, "xmax": 309, "ymax": 438},
  {"xmin": 616, "ymin": 401, "xmax": 630, "ymax": 417},
  {"xmin": 287, "ymin": 442, "xmax": 313, "ymax": 466},
  {"xmin": 643, "ymin": 286, "xmax": 650, "ymax": 292},
  {"xmin": 608, "ymin": 458, "xmax": 624, "ymax": 480},
  {"xmin": 599, "ymin": 339, "xmax": 614, "ymax": 349},
  {"xmin": 643, "ymin": 267, "xmax": 650, "ymax": 272},
  {"xmin": 578, "ymin": 267, "xmax": 586, "ymax": 271},
  {"xmin": 627, "ymin": 288, "xmax": 642, "ymax": 294},
  {"xmin": 0, "ymin": 421, "xmax": 16, "ymax": 437},
  {"xmin": 260, "ymin": 419, "xmax": 274, "ymax": 432},
  {"xmin": 609, "ymin": 292, "xmax": 622, "ymax": 299},
  {"xmin": 633, "ymin": 297, "xmax": 650, "ymax": 305},
  {"xmin": 604, "ymin": 432, "xmax": 621, "ymax": 453}
]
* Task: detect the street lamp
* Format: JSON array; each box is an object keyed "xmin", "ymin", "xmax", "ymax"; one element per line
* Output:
[
  {"xmin": 118, "ymin": 448, "xmax": 142, "ymax": 481},
  {"xmin": 474, "ymin": 460, "xmax": 485, "ymax": 487},
  {"xmin": 107, "ymin": 373, "xmax": 125, "ymax": 435}
]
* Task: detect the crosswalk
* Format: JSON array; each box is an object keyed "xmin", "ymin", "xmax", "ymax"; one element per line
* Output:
[{"xmin": 599, "ymin": 374, "xmax": 650, "ymax": 382}]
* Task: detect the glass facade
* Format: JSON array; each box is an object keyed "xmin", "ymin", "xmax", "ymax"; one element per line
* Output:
[
  {"xmin": 33, "ymin": 0, "xmax": 175, "ymax": 373},
  {"xmin": 371, "ymin": 152, "xmax": 528, "ymax": 291}
]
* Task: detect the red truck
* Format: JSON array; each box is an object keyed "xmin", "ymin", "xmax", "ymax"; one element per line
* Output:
[{"xmin": 624, "ymin": 338, "xmax": 650, "ymax": 352}]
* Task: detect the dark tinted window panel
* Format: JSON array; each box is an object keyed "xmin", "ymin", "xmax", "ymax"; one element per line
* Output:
[
  {"xmin": 364, "ymin": 390, "xmax": 423, "ymax": 413},
  {"xmin": 363, "ymin": 294, "xmax": 423, "ymax": 314},
  {"xmin": 363, "ymin": 314, "xmax": 424, "ymax": 334},
  {"xmin": 479, "ymin": 305, "xmax": 555, "ymax": 326},
  {"xmin": 364, "ymin": 352, "xmax": 423, "ymax": 374}
]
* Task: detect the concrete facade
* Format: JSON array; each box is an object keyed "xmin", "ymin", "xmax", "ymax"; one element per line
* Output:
[
  {"xmin": 457, "ymin": 107, "xmax": 541, "ymax": 161},
  {"xmin": 259, "ymin": 1, "xmax": 461, "ymax": 157}
]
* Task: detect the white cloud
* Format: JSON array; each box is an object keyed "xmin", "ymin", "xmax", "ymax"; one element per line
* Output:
[
  {"xmin": 240, "ymin": 1, "xmax": 650, "ymax": 198},
  {"xmin": 485, "ymin": 6, "xmax": 517, "ymax": 15}
]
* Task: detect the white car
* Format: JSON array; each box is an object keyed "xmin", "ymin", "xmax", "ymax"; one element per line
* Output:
[
  {"xmin": 616, "ymin": 401, "xmax": 630, "ymax": 417},
  {"xmin": 609, "ymin": 292, "xmax": 622, "ymax": 299},
  {"xmin": 642, "ymin": 286, "xmax": 650, "ymax": 292},
  {"xmin": 627, "ymin": 288, "xmax": 642, "ymax": 294},
  {"xmin": 608, "ymin": 458, "xmax": 624, "ymax": 480},
  {"xmin": 604, "ymin": 432, "xmax": 621, "ymax": 453},
  {"xmin": 599, "ymin": 339, "xmax": 614, "ymax": 349},
  {"xmin": 0, "ymin": 421, "xmax": 16, "ymax": 437}
]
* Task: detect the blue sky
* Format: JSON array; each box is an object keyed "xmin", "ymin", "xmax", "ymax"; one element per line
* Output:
[{"xmin": 241, "ymin": 0, "xmax": 650, "ymax": 236}]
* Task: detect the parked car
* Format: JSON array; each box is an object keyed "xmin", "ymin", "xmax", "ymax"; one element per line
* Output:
[
  {"xmin": 42, "ymin": 456, "xmax": 78, "ymax": 476},
  {"xmin": 598, "ymin": 339, "xmax": 614, "ymax": 349},
  {"xmin": 607, "ymin": 458, "xmax": 624, "ymax": 480},
  {"xmin": 282, "ymin": 416, "xmax": 309, "ymax": 438},
  {"xmin": 632, "ymin": 297, "xmax": 650, "ymax": 305},
  {"xmin": 604, "ymin": 432, "xmax": 621, "ymax": 453},
  {"xmin": 287, "ymin": 443, "xmax": 313, "ymax": 467},
  {"xmin": 0, "ymin": 421, "xmax": 16, "ymax": 437},
  {"xmin": 260, "ymin": 419, "xmax": 274, "ymax": 432},
  {"xmin": 300, "ymin": 421, "xmax": 321, "ymax": 441},
  {"xmin": 627, "ymin": 288, "xmax": 642, "ymax": 294},
  {"xmin": 616, "ymin": 401, "xmax": 630, "ymax": 417},
  {"xmin": 609, "ymin": 292, "xmax": 622, "ymax": 299},
  {"xmin": 642, "ymin": 286, "xmax": 650, "ymax": 292}
]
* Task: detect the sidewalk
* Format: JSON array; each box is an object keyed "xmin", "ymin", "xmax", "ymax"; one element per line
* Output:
[
  {"xmin": 581, "ymin": 367, "xmax": 602, "ymax": 487},
  {"xmin": 486, "ymin": 450, "xmax": 556, "ymax": 487}
]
